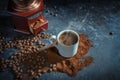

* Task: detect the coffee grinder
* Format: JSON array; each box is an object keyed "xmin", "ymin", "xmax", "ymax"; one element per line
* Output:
[{"xmin": 7, "ymin": 0, "xmax": 48, "ymax": 35}]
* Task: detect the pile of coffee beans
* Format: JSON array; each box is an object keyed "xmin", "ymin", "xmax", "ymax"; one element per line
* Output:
[
  {"xmin": 0, "ymin": 32, "xmax": 57, "ymax": 80},
  {"xmin": 0, "ymin": 33, "xmax": 93, "ymax": 79}
]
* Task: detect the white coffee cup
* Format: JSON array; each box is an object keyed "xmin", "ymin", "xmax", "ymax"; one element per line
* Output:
[{"xmin": 50, "ymin": 30, "xmax": 80, "ymax": 57}]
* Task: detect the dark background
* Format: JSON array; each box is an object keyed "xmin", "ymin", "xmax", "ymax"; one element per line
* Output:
[{"xmin": 0, "ymin": 0, "xmax": 120, "ymax": 80}]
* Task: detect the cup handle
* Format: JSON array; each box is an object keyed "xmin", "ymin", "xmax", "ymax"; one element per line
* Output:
[{"xmin": 48, "ymin": 35, "xmax": 57, "ymax": 46}]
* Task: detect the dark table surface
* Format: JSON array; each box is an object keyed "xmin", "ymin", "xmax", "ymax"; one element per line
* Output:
[{"xmin": 0, "ymin": 0, "xmax": 120, "ymax": 80}]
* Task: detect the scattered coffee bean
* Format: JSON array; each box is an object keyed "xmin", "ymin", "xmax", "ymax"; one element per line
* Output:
[
  {"xmin": 8, "ymin": 64, "xmax": 12, "ymax": 68},
  {"xmin": 48, "ymin": 68, "xmax": 53, "ymax": 72},
  {"xmin": 15, "ymin": 73, "xmax": 22, "ymax": 79},
  {"xmin": 53, "ymin": 67, "xmax": 57, "ymax": 71},
  {"xmin": 34, "ymin": 75, "xmax": 39, "ymax": 79},
  {"xmin": 53, "ymin": 64, "xmax": 56, "ymax": 68},
  {"xmin": 50, "ymin": 64, "xmax": 53, "ymax": 68},
  {"xmin": 109, "ymin": 32, "xmax": 113, "ymax": 35},
  {"xmin": 50, "ymin": 12, "xmax": 54, "ymax": 16},
  {"xmin": 38, "ymin": 69, "xmax": 42, "ymax": 73},
  {"xmin": 43, "ymin": 69, "xmax": 47, "ymax": 73},
  {"xmin": 53, "ymin": 6, "xmax": 57, "ymax": 9},
  {"xmin": 46, "ymin": 10, "xmax": 50, "ymax": 13},
  {"xmin": 54, "ymin": 14, "xmax": 58, "ymax": 17},
  {"xmin": 39, "ymin": 66, "xmax": 42, "ymax": 69},
  {"xmin": 30, "ymin": 70, "xmax": 35, "ymax": 76},
  {"xmin": 38, "ymin": 73, "xmax": 42, "ymax": 77}
]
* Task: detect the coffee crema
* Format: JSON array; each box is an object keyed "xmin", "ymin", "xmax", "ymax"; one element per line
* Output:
[{"xmin": 59, "ymin": 32, "xmax": 78, "ymax": 46}]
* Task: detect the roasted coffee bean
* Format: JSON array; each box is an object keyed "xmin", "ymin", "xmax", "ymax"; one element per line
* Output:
[
  {"xmin": 21, "ymin": 53, "xmax": 24, "ymax": 57},
  {"xmin": 50, "ymin": 12, "xmax": 54, "ymax": 16},
  {"xmin": 50, "ymin": 64, "xmax": 53, "ymax": 68},
  {"xmin": 46, "ymin": 10, "xmax": 50, "ymax": 13},
  {"xmin": 48, "ymin": 68, "xmax": 53, "ymax": 72},
  {"xmin": 19, "ymin": 69, "xmax": 23, "ymax": 73},
  {"xmin": 8, "ymin": 63, "xmax": 12, "ymax": 68},
  {"xmin": 33, "ymin": 49, "xmax": 37, "ymax": 52},
  {"xmin": 41, "ymin": 43, "xmax": 45, "ymax": 46},
  {"xmin": 33, "ymin": 76, "xmax": 38, "ymax": 80},
  {"xmin": 10, "ymin": 56, "xmax": 14, "ymax": 59},
  {"xmin": 28, "ymin": 48, "xmax": 32, "ymax": 52},
  {"xmin": 21, "ymin": 50, "xmax": 25, "ymax": 53},
  {"xmin": 30, "ymin": 70, "xmax": 35, "ymax": 76},
  {"xmin": 36, "ymin": 48, "xmax": 40, "ymax": 51},
  {"xmin": 17, "ymin": 52, "xmax": 22, "ymax": 57},
  {"xmin": 54, "ymin": 14, "xmax": 58, "ymax": 17},
  {"xmin": 39, "ymin": 45, "xmax": 43, "ymax": 48},
  {"xmin": 5, "ymin": 59, "xmax": 9, "ymax": 64},
  {"xmin": 34, "ymin": 65, "xmax": 38, "ymax": 69},
  {"xmin": 38, "ymin": 69, "xmax": 42, "ymax": 73},
  {"xmin": 42, "ymin": 59, "xmax": 45, "ymax": 62},
  {"xmin": 38, "ymin": 66, "xmax": 42, "ymax": 69},
  {"xmin": 36, "ymin": 58, "xmax": 39, "ymax": 62},
  {"xmin": 43, "ymin": 69, "xmax": 47, "ymax": 73},
  {"xmin": 38, "ymin": 73, "xmax": 42, "ymax": 77},
  {"xmin": 12, "ymin": 65, "xmax": 17, "ymax": 71},
  {"xmin": 53, "ymin": 6, "xmax": 57, "ymax": 9},
  {"xmin": 53, "ymin": 67, "xmax": 57, "ymax": 71},
  {"xmin": 41, "ymin": 62, "xmax": 45, "ymax": 65},
  {"xmin": 53, "ymin": 64, "xmax": 56, "ymax": 68},
  {"xmin": 15, "ymin": 73, "xmax": 22, "ymax": 79},
  {"xmin": 15, "ymin": 63, "xmax": 20, "ymax": 66},
  {"xmin": 21, "ymin": 58, "xmax": 25, "ymax": 62},
  {"xmin": 13, "ymin": 56, "xmax": 17, "ymax": 60},
  {"xmin": 14, "ymin": 69, "xmax": 19, "ymax": 73},
  {"xmin": 3, "ymin": 64, "xmax": 7, "ymax": 68}
]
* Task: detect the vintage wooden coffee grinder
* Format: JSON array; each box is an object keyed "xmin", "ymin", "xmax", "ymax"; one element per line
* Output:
[{"xmin": 7, "ymin": 0, "xmax": 48, "ymax": 35}]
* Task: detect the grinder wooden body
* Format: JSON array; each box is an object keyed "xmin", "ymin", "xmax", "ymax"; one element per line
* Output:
[{"xmin": 7, "ymin": 0, "xmax": 48, "ymax": 35}]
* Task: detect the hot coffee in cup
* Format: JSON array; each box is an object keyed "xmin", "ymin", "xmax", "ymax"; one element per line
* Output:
[
  {"xmin": 59, "ymin": 31, "xmax": 78, "ymax": 46},
  {"xmin": 49, "ymin": 30, "xmax": 79, "ymax": 57}
]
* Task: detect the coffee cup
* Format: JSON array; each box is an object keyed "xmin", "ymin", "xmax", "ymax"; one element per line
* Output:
[{"xmin": 50, "ymin": 30, "xmax": 80, "ymax": 57}]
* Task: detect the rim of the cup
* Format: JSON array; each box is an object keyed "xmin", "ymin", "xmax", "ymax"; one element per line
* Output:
[{"xmin": 57, "ymin": 30, "xmax": 80, "ymax": 47}]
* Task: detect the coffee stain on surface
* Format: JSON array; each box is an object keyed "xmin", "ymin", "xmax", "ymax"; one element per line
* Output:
[{"xmin": 45, "ymin": 34, "xmax": 93, "ymax": 76}]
